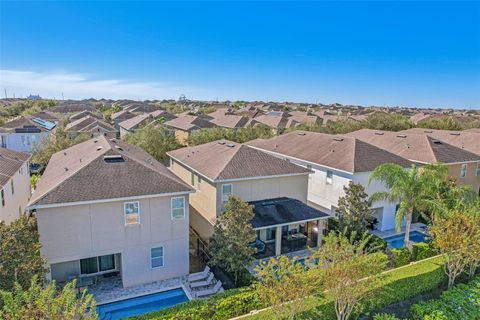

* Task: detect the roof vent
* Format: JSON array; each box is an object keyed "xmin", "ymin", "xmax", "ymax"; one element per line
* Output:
[
  {"xmin": 450, "ymin": 132, "xmax": 461, "ymax": 136},
  {"xmin": 94, "ymin": 139, "xmax": 98, "ymax": 143},
  {"xmin": 227, "ymin": 143, "xmax": 235, "ymax": 148},
  {"xmin": 424, "ymin": 130, "xmax": 433, "ymax": 133},
  {"xmin": 374, "ymin": 132, "xmax": 384, "ymax": 135},
  {"xmin": 433, "ymin": 140, "xmax": 442, "ymax": 145},
  {"xmin": 63, "ymin": 152, "xmax": 67, "ymax": 155},
  {"xmin": 115, "ymin": 146, "xmax": 123, "ymax": 151},
  {"xmin": 96, "ymin": 146, "xmax": 103, "ymax": 151},
  {"xmin": 297, "ymin": 132, "xmax": 306, "ymax": 136},
  {"xmin": 109, "ymin": 138, "xmax": 116, "ymax": 143},
  {"xmin": 64, "ymin": 167, "xmax": 68, "ymax": 171},
  {"xmin": 218, "ymin": 141, "xmax": 226, "ymax": 145},
  {"xmin": 104, "ymin": 155, "xmax": 125, "ymax": 163},
  {"xmin": 333, "ymin": 137, "xmax": 344, "ymax": 141},
  {"xmin": 396, "ymin": 134, "xmax": 407, "ymax": 138}
]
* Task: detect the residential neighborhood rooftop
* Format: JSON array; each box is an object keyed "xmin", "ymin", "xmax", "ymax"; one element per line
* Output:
[
  {"xmin": 164, "ymin": 114, "xmax": 215, "ymax": 132},
  {"xmin": 64, "ymin": 115, "xmax": 116, "ymax": 133},
  {"xmin": 0, "ymin": 148, "xmax": 30, "ymax": 187}
]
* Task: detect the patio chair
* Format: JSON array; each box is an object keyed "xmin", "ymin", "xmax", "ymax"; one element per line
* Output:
[
  {"xmin": 190, "ymin": 272, "xmax": 214, "ymax": 289},
  {"xmin": 188, "ymin": 265, "xmax": 211, "ymax": 283},
  {"xmin": 193, "ymin": 281, "xmax": 223, "ymax": 298}
]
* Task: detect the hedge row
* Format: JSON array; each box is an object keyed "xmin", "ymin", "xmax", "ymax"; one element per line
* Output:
[
  {"xmin": 390, "ymin": 242, "xmax": 438, "ymax": 268},
  {"xmin": 129, "ymin": 255, "xmax": 447, "ymax": 320},
  {"xmin": 410, "ymin": 275, "xmax": 480, "ymax": 319}
]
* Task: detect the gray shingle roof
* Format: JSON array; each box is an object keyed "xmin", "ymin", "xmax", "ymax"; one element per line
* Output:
[
  {"xmin": 0, "ymin": 148, "xmax": 31, "ymax": 187},
  {"xmin": 29, "ymin": 136, "xmax": 193, "ymax": 207}
]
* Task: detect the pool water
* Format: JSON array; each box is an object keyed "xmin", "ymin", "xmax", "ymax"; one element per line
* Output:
[
  {"xmin": 384, "ymin": 231, "xmax": 429, "ymax": 249},
  {"xmin": 97, "ymin": 288, "xmax": 188, "ymax": 320}
]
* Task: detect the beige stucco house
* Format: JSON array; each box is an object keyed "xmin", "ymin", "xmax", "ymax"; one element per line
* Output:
[
  {"xmin": 27, "ymin": 136, "xmax": 194, "ymax": 288},
  {"xmin": 167, "ymin": 140, "xmax": 329, "ymax": 258}
]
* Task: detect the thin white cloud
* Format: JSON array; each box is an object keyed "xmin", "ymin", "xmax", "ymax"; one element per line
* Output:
[{"xmin": 0, "ymin": 69, "xmax": 202, "ymax": 100}]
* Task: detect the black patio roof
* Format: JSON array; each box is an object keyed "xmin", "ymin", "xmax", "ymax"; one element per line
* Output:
[{"xmin": 249, "ymin": 197, "xmax": 330, "ymax": 229}]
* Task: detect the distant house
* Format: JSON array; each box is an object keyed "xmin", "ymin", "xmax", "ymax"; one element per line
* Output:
[
  {"xmin": 69, "ymin": 110, "xmax": 103, "ymax": 122},
  {"xmin": 164, "ymin": 115, "xmax": 215, "ymax": 144},
  {"xmin": 0, "ymin": 116, "xmax": 56, "ymax": 152},
  {"xmin": 287, "ymin": 111, "xmax": 322, "ymax": 126},
  {"xmin": 253, "ymin": 111, "xmax": 297, "ymax": 132},
  {"xmin": 118, "ymin": 110, "xmax": 175, "ymax": 138},
  {"xmin": 27, "ymin": 136, "xmax": 194, "ymax": 288},
  {"xmin": 110, "ymin": 109, "xmax": 137, "ymax": 129},
  {"xmin": 168, "ymin": 140, "xmax": 329, "ymax": 257},
  {"xmin": 65, "ymin": 116, "xmax": 117, "ymax": 138},
  {"xmin": 0, "ymin": 148, "xmax": 31, "ymax": 223},
  {"xmin": 248, "ymin": 131, "xmax": 413, "ymax": 231},
  {"xmin": 209, "ymin": 114, "xmax": 251, "ymax": 129}
]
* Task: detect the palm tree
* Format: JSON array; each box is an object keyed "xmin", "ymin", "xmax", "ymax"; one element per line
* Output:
[{"xmin": 368, "ymin": 163, "xmax": 447, "ymax": 249}]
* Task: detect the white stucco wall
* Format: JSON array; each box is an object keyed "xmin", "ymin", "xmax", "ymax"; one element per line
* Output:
[
  {"xmin": 0, "ymin": 161, "xmax": 31, "ymax": 223},
  {"xmin": 36, "ymin": 194, "xmax": 190, "ymax": 288}
]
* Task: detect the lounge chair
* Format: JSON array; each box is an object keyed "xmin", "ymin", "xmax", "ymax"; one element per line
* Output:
[
  {"xmin": 193, "ymin": 281, "xmax": 223, "ymax": 298},
  {"xmin": 188, "ymin": 265, "xmax": 210, "ymax": 282},
  {"xmin": 190, "ymin": 272, "xmax": 214, "ymax": 289}
]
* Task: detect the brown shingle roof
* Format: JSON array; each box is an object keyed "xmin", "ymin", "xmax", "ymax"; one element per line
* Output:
[
  {"xmin": 118, "ymin": 111, "xmax": 174, "ymax": 131},
  {"xmin": 209, "ymin": 114, "xmax": 250, "ymax": 129},
  {"xmin": 247, "ymin": 131, "xmax": 412, "ymax": 173},
  {"xmin": 70, "ymin": 110, "xmax": 102, "ymax": 121},
  {"xmin": 110, "ymin": 109, "xmax": 136, "ymax": 121},
  {"xmin": 167, "ymin": 140, "xmax": 310, "ymax": 182},
  {"xmin": 0, "ymin": 148, "xmax": 31, "ymax": 187},
  {"xmin": 164, "ymin": 115, "xmax": 215, "ymax": 132},
  {"xmin": 28, "ymin": 136, "xmax": 193, "ymax": 207},
  {"xmin": 0, "ymin": 116, "xmax": 53, "ymax": 133},
  {"xmin": 65, "ymin": 116, "xmax": 116, "ymax": 133},
  {"xmin": 347, "ymin": 129, "xmax": 480, "ymax": 163}
]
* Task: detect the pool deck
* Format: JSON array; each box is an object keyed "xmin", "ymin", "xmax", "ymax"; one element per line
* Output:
[
  {"xmin": 369, "ymin": 222, "xmax": 427, "ymax": 239},
  {"xmin": 89, "ymin": 275, "xmax": 193, "ymax": 305}
]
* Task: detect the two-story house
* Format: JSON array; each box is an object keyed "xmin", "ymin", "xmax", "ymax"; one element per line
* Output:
[
  {"xmin": 0, "ymin": 116, "xmax": 56, "ymax": 152},
  {"xmin": 0, "ymin": 148, "xmax": 31, "ymax": 223},
  {"xmin": 27, "ymin": 136, "xmax": 194, "ymax": 288},
  {"xmin": 248, "ymin": 131, "xmax": 414, "ymax": 231},
  {"xmin": 167, "ymin": 140, "xmax": 329, "ymax": 258}
]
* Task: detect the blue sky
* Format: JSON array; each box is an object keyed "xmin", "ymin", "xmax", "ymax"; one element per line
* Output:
[{"xmin": 1, "ymin": 1, "xmax": 479, "ymax": 108}]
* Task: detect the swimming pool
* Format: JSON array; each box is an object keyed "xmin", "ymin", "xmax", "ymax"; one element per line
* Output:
[
  {"xmin": 97, "ymin": 288, "xmax": 188, "ymax": 320},
  {"xmin": 384, "ymin": 231, "xmax": 429, "ymax": 249}
]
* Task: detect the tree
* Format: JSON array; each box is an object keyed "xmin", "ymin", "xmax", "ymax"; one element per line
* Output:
[
  {"xmin": 254, "ymin": 255, "xmax": 322, "ymax": 319},
  {"xmin": 428, "ymin": 211, "xmax": 473, "ymax": 287},
  {"xmin": 464, "ymin": 201, "xmax": 480, "ymax": 279},
  {"xmin": 0, "ymin": 215, "xmax": 46, "ymax": 291},
  {"xmin": 125, "ymin": 125, "xmax": 180, "ymax": 164},
  {"xmin": 187, "ymin": 125, "xmax": 274, "ymax": 146},
  {"xmin": 32, "ymin": 127, "xmax": 90, "ymax": 167},
  {"xmin": 368, "ymin": 163, "xmax": 447, "ymax": 249},
  {"xmin": 209, "ymin": 196, "xmax": 256, "ymax": 285},
  {"xmin": 311, "ymin": 232, "xmax": 388, "ymax": 320},
  {"xmin": 364, "ymin": 112, "xmax": 413, "ymax": 131},
  {"xmin": 336, "ymin": 182, "xmax": 374, "ymax": 236},
  {"xmin": 0, "ymin": 277, "xmax": 97, "ymax": 319}
]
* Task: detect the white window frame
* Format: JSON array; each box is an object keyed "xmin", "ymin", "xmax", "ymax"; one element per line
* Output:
[
  {"xmin": 124, "ymin": 201, "xmax": 140, "ymax": 225},
  {"xmin": 326, "ymin": 170, "xmax": 333, "ymax": 185},
  {"xmin": 171, "ymin": 196, "xmax": 185, "ymax": 220},
  {"xmin": 151, "ymin": 246, "xmax": 164, "ymax": 269},
  {"xmin": 221, "ymin": 183, "xmax": 233, "ymax": 204},
  {"xmin": 460, "ymin": 164, "xmax": 467, "ymax": 178}
]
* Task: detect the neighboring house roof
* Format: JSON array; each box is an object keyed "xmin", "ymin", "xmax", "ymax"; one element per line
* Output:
[
  {"xmin": 164, "ymin": 115, "xmax": 215, "ymax": 132},
  {"xmin": 0, "ymin": 116, "xmax": 56, "ymax": 133},
  {"xmin": 0, "ymin": 148, "xmax": 31, "ymax": 187},
  {"xmin": 247, "ymin": 131, "xmax": 412, "ymax": 173},
  {"xmin": 253, "ymin": 112, "xmax": 296, "ymax": 129},
  {"xmin": 207, "ymin": 108, "xmax": 231, "ymax": 119},
  {"xmin": 345, "ymin": 129, "xmax": 480, "ymax": 164},
  {"xmin": 398, "ymin": 128, "xmax": 480, "ymax": 157},
  {"xmin": 464, "ymin": 128, "xmax": 480, "ymax": 133},
  {"xmin": 409, "ymin": 112, "xmax": 431, "ymax": 124},
  {"xmin": 249, "ymin": 197, "xmax": 329, "ymax": 229},
  {"xmin": 119, "ymin": 110, "xmax": 175, "ymax": 131},
  {"xmin": 167, "ymin": 140, "xmax": 310, "ymax": 182},
  {"xmin": 236, "ymin": 106, "xmax": 261, "ymax": 118},
  {"xmin": 209, "ymin": 114, "xmax": 250, "ymax": 129},
  {"xmin": 110, "ymin": 109, "xmax": 136, "ymax": 121},
  {"xmin": 30, "ymin": 111, "xmax": 61, "ymax": 123},
  {"xmin": 28, "ymin": 136, "xmax": 193, "ymax": 207},
  {"xmin": 287, "ymin": 111, "xmax": 322, "ymax": 125},
  {"xmin": 53, "ymin": 102, "xmax": 96, "ymax": 114},
  {"xmin": 65, "ymin": 116, "xmax": 116, "ymax": 133},
  {"xmin": 70, "ymin": 110, "xmax": 102, "ymax": 121}
]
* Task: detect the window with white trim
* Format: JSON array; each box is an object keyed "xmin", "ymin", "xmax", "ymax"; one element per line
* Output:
[
  {"xmin": 326, "ymin": 170, "xmax": 333, "ymax": 185},
  {"xmin": 171, "ymin": 196, "xmax": 185, "ymax": 220},
  {"xmin": 124, "ymin": 201, "xmax": 140, "ymax": 225},
  {"xmin": 151, "ymin": 247, "xmax": 164, "ymax": 268},
  {"xmin": 21, "ymin": 135, "xmax": 31, "ymax": 147},
  {"xmin": 460, "ymin": 164, "xmax": 467, "ymax": 178},
  {"xmin": 221, "ymin": 184, "xmax": 232, "ymax": 204},
  {"xmin": 476, "ymin": 162, "xmax": 480, "ymax": 177}
]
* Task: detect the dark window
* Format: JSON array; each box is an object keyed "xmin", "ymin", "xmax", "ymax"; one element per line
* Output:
[{"xmin": 80, "ymin": 257, "xmax": 98, "ymax": 274}]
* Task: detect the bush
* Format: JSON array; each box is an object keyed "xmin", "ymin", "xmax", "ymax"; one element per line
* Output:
[
  {"xmin": 373, "ymin": 313, "xmax": 401, "ymax": 320},
  {"xmin": 390, "ymin": 248, "xmax": 411, "ymax": 268},
  {"xmin": 410, "ymin": 275, "xmax": 480, "ymax": 320},
  {"xmin": 367, "ymin": 234, "xmax": 388, "ymax": 253},
  {"xmin": 411, "ymin": 242, "xmax": 438, "ymax": 262}
]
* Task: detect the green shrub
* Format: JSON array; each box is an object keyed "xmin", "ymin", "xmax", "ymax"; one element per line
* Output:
[
  {"xmin": 410, "ymin": 275, "xmax": 480, "ymax": 320},
  {"xmin": 411, "ymin": 242, "xmax": 438, "ymax": 262},
  {"xmin": 390, "ymin": 248, "xmax": 411, "ymax": 268},
  {"xmin": 367, "ymin": 234, "xmax": 388, "ymax": 253},
  {"xmin": 373, "ymin": 313, "xmax": 401, "ymax": 320}
]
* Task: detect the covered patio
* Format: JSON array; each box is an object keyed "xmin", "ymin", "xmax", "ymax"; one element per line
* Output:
[{"xmin": 249, "ymin": 197, "xmax": 330, "ymax": 259}]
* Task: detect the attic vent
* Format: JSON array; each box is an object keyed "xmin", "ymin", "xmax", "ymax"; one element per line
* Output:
[
  {"xmin": 297, "ymin": 132, "xmax": 306, "ymax": 136},
  {"xmin": 433, "ymin": 140, "xmax": 442, "ymax": 145},
  {"xmin": 424, "ymin": 130, "xmax": 433, "ymax": 133},
  {"xmin": 396, "ymin": 134, "xmax": 407, "ymax": 138},
  {"xmin": 374, "ymin": 132, "xmax": 384, "ymax": 135},
  {"xmin": 104, "ymin": 155, "xmax": 125, "ymax": 163},
  {"xmin": 227, "ymin": 143, "xmax": 235, "ymax": 147},
  {"xmin": 109, "ymin": 138, "xmax": 116, "ymax": 142},
  {"xmin": 333, "ymin": 137, "xmax": 344, "ymax": 141},
  {"xmin": 94, "ymin": 139, "xmax": 99, "ymax": 143},
  {"xmin": 64, "ymin": 167, "xmax": 68, "ymax": 171},
  {"xmin": 218, "ymin": 141, "xmax": 226, "ymax": 145},
  {"xmin": 115, "ymin": 146, "xmax": 123, "ymax": 151},
  {"xmin": 96, "ymin": 146, "xmax": 103, "ymax": 151},
  {"xmin": 450, "ymin": 133, "xmax": 461, "ymax": 136}
]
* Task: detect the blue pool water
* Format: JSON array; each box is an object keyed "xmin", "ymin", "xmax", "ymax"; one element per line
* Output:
[
  {"xmin": 384, "ymin": 231, "xmax": 429, "ymax": 249},
  {"xmin": 97, "ymin": 288, "xmax": 188, "ymax": 320}
]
